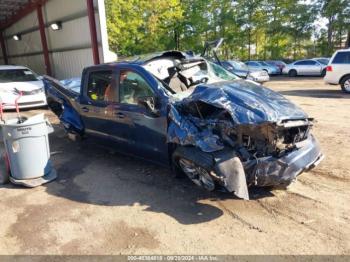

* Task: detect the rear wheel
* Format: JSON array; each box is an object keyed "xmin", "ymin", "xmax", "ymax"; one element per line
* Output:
[
  {"xmin": 288, "ymin": 69, "xmax": 297, "ymax": 77},
  {"xmin": 172, "ymin": 147, "xmax": 216, "ymax": 191},
  {"xmin": 321, "ymin": 69, "xmax": 326, "ymax": 77},
  {"xmin": 48, "ymin": 100, "xmax": 63, "ymax": 117},
  {"xmin": 340, "ymin": 75, "xmax": 350, "ymax": 93}
]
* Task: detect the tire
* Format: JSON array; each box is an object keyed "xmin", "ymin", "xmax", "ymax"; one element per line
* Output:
[
  {"xmin": 340, "ymin": 75, "xmax": 350, "ymax": 94},
  {"xmin": 172, "ymin": 147, "xmax": 216, "ymax": 191},
  {"xmin": 321, "ymin": 69, "xmax": 326, "ymax": 77},
  {"xmin": 288, "ymin": 69, "xmax": 297, "ymax": 77},
  {"xmin": 48, "ymin": 100, "xmax": 63, "ymax": 117},
  {"xmin": 67, "ymin": 131, "xmax": 83, "ymax": 142}
]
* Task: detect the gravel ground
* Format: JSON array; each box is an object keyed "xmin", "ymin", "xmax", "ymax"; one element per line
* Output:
[{"xmin": 0, "ymin": 76, "xmax": 349, "ymax": 255}]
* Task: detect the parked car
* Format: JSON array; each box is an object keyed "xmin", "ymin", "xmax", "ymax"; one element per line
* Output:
[
  {"xmin": 200, "ymin": 39, "xmax": 269, "ymax": 83},
  {"xmin": 43, "ymin": 50, "xmax": 323, "ymax": 200},
  {"xmin": 313, "ymin": 57, "xmax": 330, "ymax": 66},
  {"xmin": 221, "ymin": 60, "xmax": 270, "ymax": 83},
  {"xmin": 265, "ymin": 60, "xmax": 287, "ymax": 74},
  {"xmin": 0, "ymin": 65, "xmax": 47, "ymax": 109},
  {"xmin": 324, "ymin": 49, "xmax": 350, "ymax": 93},
  {"xmin": 282, "ymin": 59, "xmax": 327, "ymax": 77},
  {"xmin": 245, "ymin": 61, "xmax": 280, "ymax": 75}
]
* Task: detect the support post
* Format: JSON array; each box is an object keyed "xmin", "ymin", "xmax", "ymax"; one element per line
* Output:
[
  {"xmin": 37, "ymin": 4, "xmax": 52, "ymax": 75},
  {"xmin": 0, "ymin": 31, "xmax": 8, "ymax": 64},
  {"xmin": 87, "ymin": 0, "xmax": 100, "ymax": 65}
]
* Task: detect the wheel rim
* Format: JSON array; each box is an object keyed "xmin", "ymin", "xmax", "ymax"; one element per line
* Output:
[
  {"xmin": 344, "ymin": 79, "xmax": 350, "ymax": 92},
  {"xmin": 178, "ymin": 158, "xmax": 215, "ymax": 191}
]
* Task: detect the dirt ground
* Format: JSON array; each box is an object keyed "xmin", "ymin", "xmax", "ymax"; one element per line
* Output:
[{"xmin": 0, "ymin": 76, "xmax": 349, "ymax": 255}]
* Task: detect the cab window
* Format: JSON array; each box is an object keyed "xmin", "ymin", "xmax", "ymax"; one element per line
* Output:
[
  {"xmin": 86, "ymin": 70, "xmax": 114, "ymax": 102},
  {"xmin": 119, "ymin": 70, "xmax": 154, "ymax": 105}
]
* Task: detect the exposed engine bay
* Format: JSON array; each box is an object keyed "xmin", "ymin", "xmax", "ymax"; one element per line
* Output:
[
  {"xmin": 167, "ymin": 81, "xmax": 323, "ymax": 199},
  {"xmin": 184, "ymin": 101, "xmax": 311, "ymax": 157}
]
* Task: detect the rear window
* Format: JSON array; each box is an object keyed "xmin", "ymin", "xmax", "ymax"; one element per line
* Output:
[
  {"xmin": 332, "ymin": 51, "xmax": 350, "ymax": 64},
  {"xmin": 316, "ymin": 58, "xmax": 329, "ymax": 65},
  {"xmin": 0, "ymin": 69, "xmax": 39, "ymax": 83}
]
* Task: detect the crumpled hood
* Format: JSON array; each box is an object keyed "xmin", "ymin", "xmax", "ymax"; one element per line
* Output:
[{"xmin": 181, "ymin": 80, "xmax": 308, "ymax": 124}]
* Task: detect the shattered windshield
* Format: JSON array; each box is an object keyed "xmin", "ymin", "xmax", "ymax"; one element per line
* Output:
[{"xmin": 208, "ymin": 62, "xmax": 239, "ymax": 81}]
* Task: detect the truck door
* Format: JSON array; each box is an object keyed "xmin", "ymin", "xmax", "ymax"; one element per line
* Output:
[
  {"xmin": 108, "ymin": 68, "xmax": 169, "ymax": 164},
  {"xmin": 79, "ymin": 68, "xmax": 123, "ymax": 141}
]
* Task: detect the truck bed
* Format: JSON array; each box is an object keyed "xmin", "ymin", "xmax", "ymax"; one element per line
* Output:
[
  {"xmin": 43, "ymin": 75, "xmax": 84, "ymax": 134},
  {"xmin": 43, "ymin": 75, "xmax": 81, "ymax": 100}
]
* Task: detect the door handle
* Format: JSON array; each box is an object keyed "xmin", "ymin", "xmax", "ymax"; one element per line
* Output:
[
  {"xmin": 81, "ymin": 107, "xmax": 89, "ymax": 113},
  {"xmin": 114, "ymin": 112, "xmax": 125, "ymax": 119}
]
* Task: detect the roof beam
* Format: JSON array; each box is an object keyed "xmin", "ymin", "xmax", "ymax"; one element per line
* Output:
[
  {"xmin": 87, "ymin": 0, "xmax": 100, "ymax": 65},
  {"xmin": 0, "ymin": 30, "xmax": 8, "ymax": 64},
  {"xmin": 37, "ymin": 3, "xmax": 51, "ymax": 75}
]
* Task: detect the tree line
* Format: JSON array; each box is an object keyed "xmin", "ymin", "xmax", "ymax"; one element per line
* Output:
[{"xmin": 105, "ymin": 0, "xmax": 350, "ymax": 61}]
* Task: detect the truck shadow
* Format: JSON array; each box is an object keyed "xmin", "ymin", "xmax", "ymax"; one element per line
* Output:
[{"xmin": 44, "ymin": 125, "xmax": 274, "ymax": 225}]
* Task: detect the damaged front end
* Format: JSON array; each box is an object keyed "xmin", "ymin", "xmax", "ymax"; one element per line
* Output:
[{"xmin": 168, "ymin": 81, "xmax": 324, "ymax": 200}]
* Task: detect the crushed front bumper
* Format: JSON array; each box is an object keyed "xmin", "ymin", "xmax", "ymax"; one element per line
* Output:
[{"xmin": 249, "ymin": 134, "xmax": 324, "ymax": 187}]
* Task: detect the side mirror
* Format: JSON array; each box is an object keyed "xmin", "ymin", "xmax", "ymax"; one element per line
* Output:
[{"xmin": 137, "ymin": 96, "xmax": 160, "ymax": 116}]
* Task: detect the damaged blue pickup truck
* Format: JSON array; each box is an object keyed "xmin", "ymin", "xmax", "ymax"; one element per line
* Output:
[{"xmin": 43, "ymin": 51, "xmax": 324, "ymax": 200}]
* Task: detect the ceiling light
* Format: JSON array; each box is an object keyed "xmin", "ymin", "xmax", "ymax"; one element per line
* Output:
[
  {"xmin": 13, "ymin": 34, "xmax": 21, "ymax": 41},
  {"xmin": 50, "ymin": 22, "xmax": 62, "ymax": 31}
]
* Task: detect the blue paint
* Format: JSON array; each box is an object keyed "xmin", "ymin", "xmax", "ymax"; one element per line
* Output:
[
  {"xmin": 43, "ymin": 59, "xmax": 323, "ymax": 193},
  {"xmin": 183, "ymin": 80, "xmax": 307, "ymax": 124}
]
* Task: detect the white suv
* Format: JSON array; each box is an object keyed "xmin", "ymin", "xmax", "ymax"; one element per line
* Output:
[{"xmin": 324, "ymin": 49, "xmax": 350, "ymax": 93}]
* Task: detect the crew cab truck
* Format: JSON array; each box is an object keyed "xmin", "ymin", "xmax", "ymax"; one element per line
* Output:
[{"xmin": 44, "ymin": 51, "xmax": 324, "ymax": 200}]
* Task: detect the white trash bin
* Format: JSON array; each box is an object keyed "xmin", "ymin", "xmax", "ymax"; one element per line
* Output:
[{"xmin": 1, "ymin": 113, "xmax": 57, "ymax": 187}]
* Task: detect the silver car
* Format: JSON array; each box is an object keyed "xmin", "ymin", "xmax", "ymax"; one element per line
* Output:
[
  {"xmin": 223, "ymin": 60, "xmax": 270, "ymax": 83},
  {"xmin": 283, "ymin": 59, "xmax": 327, "ymax": 77},
  {"xmin": 245, "ymin": 61, "xmax": 280, "ymax": 75}
]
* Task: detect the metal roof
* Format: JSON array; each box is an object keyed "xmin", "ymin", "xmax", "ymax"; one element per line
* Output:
[
  {"xmin": 0, "ymin": 0, "xmax": 30, "ymax": 23},
  {"xmin": 0, "ymin": 0, "xmax": 46, "ymax": 30}
]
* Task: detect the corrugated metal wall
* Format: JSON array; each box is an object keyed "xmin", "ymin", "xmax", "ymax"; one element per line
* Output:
[
  {"xmin": 2, "ymin": 11, "xmax": 45, "ymax": 73},
  {"xmin": 0, "ymin": 0, "xmax": 111, "ymax": 80}
]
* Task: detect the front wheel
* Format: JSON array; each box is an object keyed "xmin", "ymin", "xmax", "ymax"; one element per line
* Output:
[
  {"xmin": 48, "ymin": 100, "xmax": 63, "ymax": 117},
  {"xmin": 288, "ymin": 69, "xmax": 297, "ymax": 77},
  {"xmin": 178, "ymin": 158, "xmax": 215, "ymax": 191},
  {"xmin": 340, "ymin": 75, "xmax": 350, "ymax": 93},
  {"xmin": 172, "ymin": 147, "xmax": 216, "ymax": 191}
]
